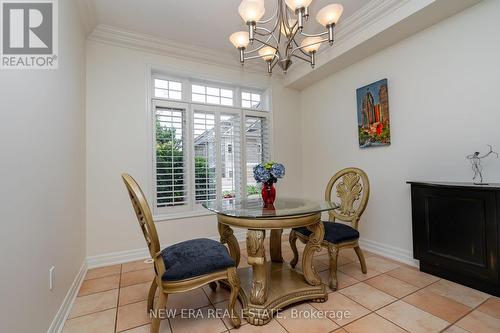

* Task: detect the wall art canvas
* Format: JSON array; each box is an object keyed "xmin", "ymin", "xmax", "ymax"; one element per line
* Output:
[{"xmin": 356, "ymin": 79, "xmax": 391, "ymax": 148}]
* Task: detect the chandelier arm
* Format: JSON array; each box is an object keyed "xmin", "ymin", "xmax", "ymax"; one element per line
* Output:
[
  {"xmin": 252, "ymin": 36, "xmax": 280, "ymax": 50},
  {"xmin": 299, "ymin": 30, "xmax": 329, "ymax": 38},
  {"xmin": 291, "ymin": 53, "xmax": 312, "ymax": 62},
  {"xmin": 256, "ymin": 2, "xmax": 280, "ymax": 25},
  {"xmin": 292, "ymin": 38, "xmax": 311, "ymax": 58},
  {"xmin": 243, "ymin": 35, "xmax": 275, "ymax": 55},
  {"xmin": 290, "ymin": 38, "xmax": 329, "ymax": 56},
  {"xmin": 255, "ymin": 27, "xmax": 280, "ymax": 45},
  {"xmin": 243, "ymin": 54, "xmax": 278, "ymax": 61}
]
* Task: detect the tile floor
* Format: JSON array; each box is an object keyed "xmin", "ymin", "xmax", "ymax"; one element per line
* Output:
[{"xmin": 63, "ymin": 238, "xmax": 500, "ymax": 333}]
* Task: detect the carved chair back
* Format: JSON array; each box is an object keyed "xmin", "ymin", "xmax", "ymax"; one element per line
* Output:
[
  {"xmin": 324, "ymin": 167, "xmax": 370, "ymax": 229},
  {"xmin": 122, "ymin": 173, "xmax": 166, "ymax": 278}
]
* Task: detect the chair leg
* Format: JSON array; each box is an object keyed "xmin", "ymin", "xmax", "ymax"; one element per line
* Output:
[
  {"xmin": 289, "ymin": 230, "xmax": 299, "ymax": 268},
  {"xmin": 147, "ymin": 279, "xmax": 157, "ymax": 313},
  {"xmin": 354, "ymin": 245, "xmax": 367, "ymax": 274},
  {"xmin": 227, "ymin": 267, "xmax": 241, "ymax": 328},
  {"xmin": 328, "ymin": 245, "xmax": 339, "ymax": 291},
  {"xmin": 151, "ymin": 292, "xmax": 167, "ymax": 333},
  {"xmin": 208, "ymin": 281, "xmax": 217, "ymax": 291}
]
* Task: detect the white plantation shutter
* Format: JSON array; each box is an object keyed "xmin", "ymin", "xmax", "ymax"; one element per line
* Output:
[
  {"xmin": 155, "ymin": 106, "xmax": 188, "ymax": 208},
  {"xmin": 220, "ymin": 113, "xmax": 242, "ymax": 198},
  {"xmin": 193, "ymin": 111, "xmax": 217, "ymax": 203},
  {"xmin": 152, "ymin": 75, "xmax": 271, "ymax": 216},
  {"xmin": 245, "ymin": 115, "xmax": 271, "ymax": 195}
]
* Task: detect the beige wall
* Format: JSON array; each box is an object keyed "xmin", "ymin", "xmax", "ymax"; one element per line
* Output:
[
  {"xmin": 0, "ymin": 1, "xmax": 87, "ymax": 332},
  {"xmin": 85, "ymin": 41, "xmax": 302, "ymax": 257},
  {"xmin": 298, "ymin": 0, "xmax": 500, "ymax": 261}
]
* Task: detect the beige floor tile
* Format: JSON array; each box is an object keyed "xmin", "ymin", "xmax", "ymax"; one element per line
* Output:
[
  {"xmin": 121, "ymin": 321, "xmax": 171, "ymax": 333},
  {"xmin": 166, "ymin": 287, "xmax": 211, "ymax": 311},
  {"xmin": 121, "ymin": 269, "xmax": 155, "ymax": 288},
  {"xmin": 315, "ymin": 253, "xmax": 353, "ymax": 266},
  {"xmin": 456, "ymin": 310, "xmax": 500, "ymax": 333},
  {"xmin": 332, "ymin": 329, "xmax": 349, "ymax": 333},
  {"xmin": 293, "ymin": 256, "xmax": 330, "ymax": 272},
  {"xmin": 213, "ymin": 299, "xmax": 246, "ymax": 328},
  {"xmin": 230, "ymin": 319, "xmax": 287, "ymax": 333},
  {"xmin": 338, "ymin": 262, "xmax": 382, "ymax": 281},
  {"xmin": 85, "ymin": 264, "xmax": 122, "ymax": 280},
  {"xmin": 365, "ymin": 274, "xmax": 419, "ymax": 298},
  {"xmin": 403, "ymin": 289, "xmax": 471, "ymax": 323},
  {"xmin": 318, "ymin": 269, "xmax": 360, "ymax": 291},
  {"xmin": 62, "ymin": 308, "xmax": 116, "ymax": 333},
  {"xmin": 477, "ymin": 297, "xmax": 500, "ymax": 319},
  {"xmin": 276, "ymin": 303, "xmax": 339, "ymax": 333},
  {"xmin": 119, "ymin": 282, "xmax": 151, "ymax": 306},
  {"xmin": 365, "ymin": 256, "xmax": 401, "ymax": 273},
  {"xmin": 78, "ymin": 274, "xmax": 120, "ymax": 296},
  {"xmin": 203, "ymin": 283, "xmax": 231, "ymax": 303},
  {"xmin": 339, "ymin": 282, "xmax": 397, "ymax": 311},
  {"xmin": 344, "ymin": 313, "xmax": 407, "ymax": 333},
  {"xmin": 69, "ymin": 289, "xmax": 118, "ymax": 319},
  {"xmin": 116, "ymin": 300, "xmax": 151, "ymax": 332},
  {"xmin": 442, "ymin": 325, "xmax": 470, "ymax": 333},
  {"xmin": 387, "ymin": 267, "xmax": 439, "ymax": 288},
  {"xmin": 169, "ymin": 305, "xmax": 227, "ymax": 333},
  {"xmin": 122, "ymin": 259, "xmax": 153, "ymax": 273},
  {"xmin": 424, "ymin": 279, "xmax": 490, "ymax": 308},
  {"xmin": 310, "ymin": 292, "xmax": 370, "ymax": 326},
  {"xmin": 376, "ymin": 300, "xmax": 449, "ymax": 333}
]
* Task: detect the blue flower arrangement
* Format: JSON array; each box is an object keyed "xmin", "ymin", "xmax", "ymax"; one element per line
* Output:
[{"xmin": 253, "ymin": 162, "xmax": 286, "ymax": 185}]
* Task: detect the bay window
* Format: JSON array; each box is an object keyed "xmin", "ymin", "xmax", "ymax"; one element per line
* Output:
[{"xmin": 152, "ymin": 75, "xmax": 271, "ymax": 217}]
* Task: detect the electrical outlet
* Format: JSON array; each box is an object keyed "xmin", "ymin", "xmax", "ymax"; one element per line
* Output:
[{"xmin": 49, "ymin": 266, "xmax": 55, "ymax": 290}]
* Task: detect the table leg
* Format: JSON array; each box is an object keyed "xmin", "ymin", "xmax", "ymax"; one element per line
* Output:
[
  {"xmin": 218, "ymin": 221, "xmax": 240, "ymax": 267},
  {"xmin": 302, "ymin": 221, "xmax": 325, "ymax": 286},
  {"xmin": 270, "ymin": 229, "xmax": 283, "ymax": 263},
  {"xmin": 246, "ymin": 229, "xmax": 268, "ymax": 305}
]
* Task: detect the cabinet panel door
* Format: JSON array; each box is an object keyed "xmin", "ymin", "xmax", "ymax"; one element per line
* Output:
[{"xmin": 412, "ymin": 186, "xmax": 498, "ymax": 283}]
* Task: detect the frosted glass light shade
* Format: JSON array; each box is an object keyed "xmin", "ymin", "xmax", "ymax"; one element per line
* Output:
[
  {"xmin": 316, "ymin": 4, "xmax": 344, "ymax": 26},
  {"xmin": 280, "ymin": 19, "xmax": 298, "ymax": 36},
  {"xmin": 229, "ymin": 31, "xmax": 250, "ymax": 49},
  {"xmin": 284, "ymin": 0, "xmax": 313, "ymax": 11},
  {"xmin": 238, "ymin": 0, "xmax": 265, "ymax": 23},
  {"xmin": 258, "ymin": 46, "xmax": 276, "ymax": 61},
  {"xmin": 301, "ymin": 36, "xmax": 322, "ymax": 53}
]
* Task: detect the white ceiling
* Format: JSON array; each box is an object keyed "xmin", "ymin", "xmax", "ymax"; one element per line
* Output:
[{"xmin": 90, "ymin": 0, "xmax": 371, "ymax": 54}]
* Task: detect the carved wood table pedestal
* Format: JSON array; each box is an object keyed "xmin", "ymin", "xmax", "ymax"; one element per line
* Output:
[{"xmin": 206, "ymin": 199, "xmax": 338, "ymax": 326}]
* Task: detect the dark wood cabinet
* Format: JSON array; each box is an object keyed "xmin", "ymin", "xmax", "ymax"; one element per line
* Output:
[{"xmin": 408, "ymin": 181, "xmax": 500, "ymax": 296}]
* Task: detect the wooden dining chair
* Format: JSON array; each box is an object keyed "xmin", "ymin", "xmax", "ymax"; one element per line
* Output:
[
  {"xmin": 121, "ymin": 174, "xmax": 241, "ymax": 332},
  {"xmin": 289, "ymin": 167, "xmax": 370, "ymax": 290}
]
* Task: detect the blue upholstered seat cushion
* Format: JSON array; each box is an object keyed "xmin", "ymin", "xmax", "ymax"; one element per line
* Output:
[
  {"xmin": 160, "ymin": 238, "xmax": 235, "ymax": 281},
  {"xmin": 294, "ymin": 222, "xmax": 359, "ymax": 244}
]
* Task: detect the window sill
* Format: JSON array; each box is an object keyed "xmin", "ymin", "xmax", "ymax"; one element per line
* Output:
[{"xmin": 153, "ymin": 210, "xmax": 215, "ymax": 223}]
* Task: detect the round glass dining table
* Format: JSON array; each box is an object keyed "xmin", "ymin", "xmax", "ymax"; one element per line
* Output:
[{"xmin": 203, "ymin": 197, "xmax": 338, "ymax": 326}]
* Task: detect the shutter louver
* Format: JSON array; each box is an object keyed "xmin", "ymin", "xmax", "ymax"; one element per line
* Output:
[
  {"xmin": 220, "ymin": 113, "xmax": 242, "ymax": 199},
  {"xmin": 193, "ymin": 111, "xmax": 217, "ymax": 203},
  {"xmin": 245, "ymin": 116, "xmax": 270, "ymax": 197},
  {"xmin": 155, "ymin": 107, "xmax": 188, "ymax": 207}
]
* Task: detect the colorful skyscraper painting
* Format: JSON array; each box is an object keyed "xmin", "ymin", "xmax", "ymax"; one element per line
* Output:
[{"xmin": 356, "ymin": 79, "xmax": 391, "ymax": 148}]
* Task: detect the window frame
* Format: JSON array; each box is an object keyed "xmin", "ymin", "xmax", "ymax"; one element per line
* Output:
[{"xmin": 149, "ymin": 72, "xmax": 273, "ymax": 221}]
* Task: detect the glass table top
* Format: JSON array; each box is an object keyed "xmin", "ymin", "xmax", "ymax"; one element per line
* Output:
[{"xmin": 202, "ymin": 197, "xmax": 339, "ymax": 219}]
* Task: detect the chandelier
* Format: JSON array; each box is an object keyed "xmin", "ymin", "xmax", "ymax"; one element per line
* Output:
[{"xmin": 229, "ymin": 0, "xmax": 343, "ymax": 74}]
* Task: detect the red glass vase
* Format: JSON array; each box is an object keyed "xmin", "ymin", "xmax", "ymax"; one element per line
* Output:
[{"xmin": 261, "ymin": 182, "xmax": 276, "ymax": 205}]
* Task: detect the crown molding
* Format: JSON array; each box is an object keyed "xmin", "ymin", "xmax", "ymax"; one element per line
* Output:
[
  {"xmin": 88, "ymin": 24, "xmax": 272, "ymax": 75},
  {"xmin": 76, "ymin": 0, "xmax": 98, "ymax": 37},
  {"xmin": 285, "ymin": 0, "xmax": 482, "ymax": 89}
]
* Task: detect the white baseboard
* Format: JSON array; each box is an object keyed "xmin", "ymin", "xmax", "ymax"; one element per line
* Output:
[
  {"xmin": 359, "ymin": 237, "xmax": 419, "ymax": 267},
  {"xmin": 47, "ymin": 261, "xmax": 87, "ymax": 333},
  {"xmin": 87, "ymin": 231, "xmax": 250, "ymax": 269}
]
